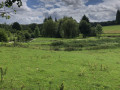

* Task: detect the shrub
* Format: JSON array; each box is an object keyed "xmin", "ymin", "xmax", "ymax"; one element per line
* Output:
[
  {"xmin": 17, "ymin": 35, "xmax": 25, "ymax": 42},
  {"xmin": 31, "ymin": 33, "xmax": 35, "ymax": 38},
  {"xmin": 51, "ymin": 46, "xmax": 61, "ymax": 51},
  {"xmin": 0, "ymin": 31, "xmax": 8, "ymax": 42},
  {"xmin": 24, "ymin": 32, "xmax": 31, "ymax": 40},
  {"xmin": 51, "ymin": 41, "xmax": 64, "ymax": 46},
  {"xmin": 60, "ymin": 83, "xmax": 64, "ymax": 90},
  {"xmin": 12, "ymin": 42, "xmax": 29, "ymax": 48},
  {"xmin": 64, "ymin": 47, "xmax": 76, "ymax": 51},
  {"xmin": 90, "ymin": 27, "xmax": 97, "ymax": 36}
]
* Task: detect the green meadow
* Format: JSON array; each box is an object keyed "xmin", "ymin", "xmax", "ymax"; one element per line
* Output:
[
  {"xmin": 102, "ymin": 25, "xmax": 120, "ymax": 37},
  {"xmin": 0, "ymin": 25, "xmax": 120, "ymax": 89},
  {"xmin": 0, "ymin": 2, "xmax": 120, "ymax": 89},
  {"xmin": 103, "ymin": 25, "xmax": 120, "ymax": 34},
  {"xmin": 0, "ymin": 37, "xmax": 120, "ymax": 90}
]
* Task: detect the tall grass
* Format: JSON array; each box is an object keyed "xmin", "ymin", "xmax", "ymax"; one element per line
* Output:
[{"xmin": 51, "ymin": 38, "xmax": 120, "ymax": 51}]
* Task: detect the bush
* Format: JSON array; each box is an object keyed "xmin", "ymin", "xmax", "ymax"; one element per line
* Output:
[
  {"xmin": 31, "ymin": 33, "xmax": 35, "ymax": 38},
  {"xmin": 50, "ymin": 38, "xmax": 120, "ymax": 51},
  {"xmin": 86, "ymin": 45, "xmax": 113, "ymax": 50},
  {"xmin": 24, "ymin": 32, "xmax": 31, "ymax": 40},
  {"xmin": 0, "ymin": 31, "xmax": 8, "ymax": 42},
  {"xmin": 17, "ymin": 35, "xmax": 25, "ymax": 42},
  {"xmin": 64, "ymin": 47, "xmax": 77, "ymax": 51},
  {"xmin": 90, "ymin": 27, "xmax": 97, "ymax": 36},
  {"xmin": 51, "ymin": 41, "xmax": 64, "ymax": 46},
  {"xmin": 51, "ymin": 46, "xmax": 61, "ymax": 51}
]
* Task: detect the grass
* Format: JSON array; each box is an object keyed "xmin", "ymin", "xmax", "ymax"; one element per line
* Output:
[
  {"xmin": 102, "ymin": 25, "xmax": 120, "ymax": 37},
  {"xmin": 103, "ymin": 25, "xmax": 120, "ymax": 34},
  {"xmin": 102, "ymin": 33, "xmax": 120, "ymax": 37},
  {"xmin": 0, "ymin": 37, "xmax": 120, "ymax": 89},
  {"xmin": 1, "ymin": 25, "xmax": 120, "ymax": 89},
  {"xmin": 51, "ymin": 37, "xmax": 120, "ymax": 51},
  {"xmin": 1, "ymin": 37, "xmax": 120, "ymax": 51}
]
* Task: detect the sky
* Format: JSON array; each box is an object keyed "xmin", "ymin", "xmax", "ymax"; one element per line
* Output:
[{"xmin": 0, "ymin": 0, "xmax": 120, "ymax": 24}]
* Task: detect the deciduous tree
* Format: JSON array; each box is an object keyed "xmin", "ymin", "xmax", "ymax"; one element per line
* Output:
[
  {"xmin": 96, "ymin": 24, "xmax": 103, "ymax": 38},
  {"xmin": 0, "ymin": 0, "xmax": 22, "ymax": 19},
  {"xmin": 42, "ymin": 19, "xmax": 58, "ymax": 37},
  {"xmin": 60, "ymin": 17, "xmax": 79, "ymax": 38},
  {"xmin": 34, "ymin": 26, "xmax": 40, "ymax": 37},
  {"xmin": 0, "ymin": 31, "xmax": 8, "ymax": 42},
  {"xmin": 12, "ymin": 22, "xmax": 21, "ymax": 30}
]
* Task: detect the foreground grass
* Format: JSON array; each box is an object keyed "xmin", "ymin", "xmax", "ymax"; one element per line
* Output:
[{"xmin": 0, "ymin": 45, "xmax": 120, "ymax": 89}]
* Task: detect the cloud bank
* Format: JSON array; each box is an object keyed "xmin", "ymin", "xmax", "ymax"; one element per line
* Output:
[{"xmin": 0, "ymin": 0, "xmax": 120, "ymax": 24}]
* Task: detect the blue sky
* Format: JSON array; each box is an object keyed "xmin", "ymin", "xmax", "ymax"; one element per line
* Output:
[
  {"xmin": 85, "ymin": 0, "xmax": 103, "ymax": 6},
  {"xmin": 0, "ymin": 0, "xmax": 120, "ymax": 24}
]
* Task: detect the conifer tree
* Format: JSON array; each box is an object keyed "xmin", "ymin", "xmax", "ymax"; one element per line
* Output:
[{"xmin": 116, "ymin": 10, "xmax": 120, "ymax": 24}]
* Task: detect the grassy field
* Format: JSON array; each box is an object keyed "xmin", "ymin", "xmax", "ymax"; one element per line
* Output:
[
  {"xmin": 102, "ymin": 25, "xmax": 120, "ymax": 37},
  {"xmin": 0, "ymin": 37, "xmax": 120, "ymax": 90},
  {"xmin": 0, "ymin": 25, "xmax": 120, "ymax": 89},
  {"xmin": 103, "ymin": 25, "xmax": 120, "ymax": 34}
]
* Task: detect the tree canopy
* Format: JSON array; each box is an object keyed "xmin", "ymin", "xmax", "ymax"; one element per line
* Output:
[
  {"xmin": 81, "ymin": 15, "xmax": 90, "ymax": 23},
  {"xmin": 12, "ymin": 22, "xmax": 21, "ymax": 30},
  {"xmin": 0, "ymin": 0, "xmax": 22, "ymax": 18},
  {"xmin": 0, "ymin": 30, "xmax": 8, "ymax": 42},
  {"xmin": 5, "ymin": 0, "xmax": 22, "ymax": 7},
  {"xmin": 79, "ymin": 20, "xmax": 91, "ymax": 38},
  {"xmin": 59, "ymin": 17, "xmax": 79, "ymax": 38},
  {"xmin": 34, "ymin": 26, "xmax": 40, "ymax": 38},
  {"xmin": 96, "ymin": 24, "xmax": 103, "ymax": 38},
  {"xmin": 42, "ymin": 19, "xmax": 58, "ymax": 37}
]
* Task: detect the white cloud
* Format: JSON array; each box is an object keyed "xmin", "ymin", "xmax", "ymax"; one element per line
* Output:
[{"xmin": 0, "ymin": 0, "xmax": 120, "ymax": 24}]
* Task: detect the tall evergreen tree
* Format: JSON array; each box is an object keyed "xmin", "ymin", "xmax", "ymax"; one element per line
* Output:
[
  {"xmin": 44, "ymin": 17, "xmax": 48, "ymax": 22},
  {"xmin": 56, "ymin": 21, "xmax": 62, "ymax": 38},
  {"xmin": 48, "ymin": 16, "xmax": 52, "ymax": 20},
  {"xmin": 81, "ymin": 15, "xmax": 89, "ymax": 23},
  {"xmin": 116, "ymin": 10, "xmax": 120, "ymax": 24},
  {"xmin": 79, "ymin": 20, "xmax": 91, "ymax": 38},
  {"xmin": 55, "ymin": 17, "xmax": 58, "ymax": 22}
]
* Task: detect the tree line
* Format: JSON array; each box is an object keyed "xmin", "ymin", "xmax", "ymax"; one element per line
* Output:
[
  {"xmin": 0, "ymin": 15, "xmax": 103, "ymax": 42},
  {"xmin": 0, "ymin": 10, "xmax": 120, "ymax": 42}
]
